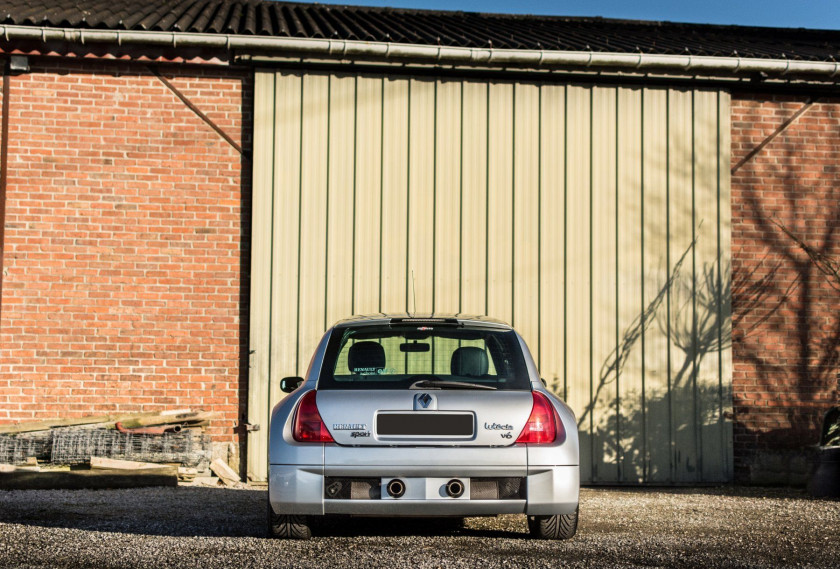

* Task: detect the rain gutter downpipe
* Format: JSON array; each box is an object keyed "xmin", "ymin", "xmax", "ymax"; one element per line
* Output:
[{"xmin": 3, "ymin": 24, "xmax": 840, "ymax": 79}]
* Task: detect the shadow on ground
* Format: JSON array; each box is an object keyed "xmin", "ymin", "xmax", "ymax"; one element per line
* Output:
[{"xmin": 0, "ymin": 485, "xmax": 529, "ymax": 539}]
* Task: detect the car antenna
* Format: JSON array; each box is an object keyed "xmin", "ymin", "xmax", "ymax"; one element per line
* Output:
[{"xmin": 411, "ymin": 269, "xmax": 417, "ymax": 317}]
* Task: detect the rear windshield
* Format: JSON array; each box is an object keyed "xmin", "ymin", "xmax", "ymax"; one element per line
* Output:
[{"xmin": 317, "ymin": 324, "xmax": 531, "ymax": 390}]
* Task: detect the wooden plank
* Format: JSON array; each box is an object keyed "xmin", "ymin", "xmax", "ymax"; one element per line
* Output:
[
  {"xmin": 539, "ymin": 84, "xmax": 565, "ymax": 397},
  {"xmin": 90, "ymin": 457, "xmax": 170, "ymax": 471},
  {"xmin": 0, "ymin": 464, "xmax": 40, "ymax": 473},
  {"xmin": 0, "ymin": 409, "xmax": 197, "ymax": 435},
  {"xmin": 0, "ymin": 410, "xmax": 211, "ymax": 435},
  {"xmin": 210, "ymin": 458, "xmax": 241, "ymax": 486},
  {"xmin": 590, "ymin": 86, "xmax": 618, "ymax": 483},
  {"xmin": 0, "ymin": 469, "xmax": 178, "ymax": 490}
]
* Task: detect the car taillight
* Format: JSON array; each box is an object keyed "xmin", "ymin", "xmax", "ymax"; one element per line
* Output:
[
  {"xmin": 292, "ymin": 390, "xmax": 334, "ymax": 443},
  {"xmin": 516, "ymin": 391, "xmax": 562, "ymax": 444}
]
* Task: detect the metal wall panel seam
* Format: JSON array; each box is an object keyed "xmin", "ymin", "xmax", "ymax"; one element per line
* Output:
[
  {"xmin": 615, "ymin": 85, "xmax": 622, "ymax": 481},
  {"xmin": 379, "ymin": 77, "xmax": 385, "ymax": 313},
  {"xmin": 537, "ymin": 84, "xmax": 542, "ymax": 367},
  {"xmin": 665, "ymin": 89, "xmax": 674, "ymax": 483},
  {"xmin": 589, "ymin": 86, "xmax": 594, "ymax": 481},
  {"xmin": 691, "ymin": 90, "xmax": 701, "ymax": 480},
  {"xmin": 563, "ymin": 85, "xmax": 568, "ymax": 402},
  {"xmin": 405, "ymin": 79, "xmax": 412, "ymax": 312},
  {"xmin": 639, "ymin": 88, "xmax": 647, "ymax": 481},
  {"xmin": 294, "ymin": 76, "xmax": 305, "ymax": 374},
  {"xmin": 484, "ymin": 83, "xmax": 490, "ymax": 317},
  {"xmin": 351, "ymin": 76, "xmax": 358, "ymax": 315},
  {"xmin": 458, "ymin": 79, "xmax": 464, "ymax": 314},
  {"xmin": 432, "ymin": 79, "xmax": 438, "ymax": 312},
  {"xmin": 511, "ymin": 83, "xmax": 517, "ymax": 328}
]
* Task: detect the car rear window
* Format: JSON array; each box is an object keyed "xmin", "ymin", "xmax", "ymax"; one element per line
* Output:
[{"xmin": 317, "ymin": 324, "xmax": 532, "ymax": 390}]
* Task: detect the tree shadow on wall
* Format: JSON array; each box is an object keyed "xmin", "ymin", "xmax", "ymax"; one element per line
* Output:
[
  {"xmin": 576, "ymin": 236, "xmax": 739, "ymax": 483},
  {"xmin": 733, "ymin": 105, "xmax": 840, "ymax": 464}
]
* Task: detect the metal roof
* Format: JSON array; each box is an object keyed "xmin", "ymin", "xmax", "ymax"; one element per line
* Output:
[{"xmin": 1, "ymin": 0, "xmax": 840, "ymax": 62}]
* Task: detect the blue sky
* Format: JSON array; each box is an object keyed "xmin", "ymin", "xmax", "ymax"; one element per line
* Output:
[{"xmin": 298, "ymin": 1, "xmax": 840, "ymax": 30}]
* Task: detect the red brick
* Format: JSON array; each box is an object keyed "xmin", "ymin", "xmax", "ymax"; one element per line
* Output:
[{"xmin": 0, "ymin": 60, "xmax": 251, "ymax": 450}]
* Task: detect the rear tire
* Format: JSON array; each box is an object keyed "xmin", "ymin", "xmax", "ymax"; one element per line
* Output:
[
  {"xmin": 267, "ymin": 501, "xmax": 313, "ymax": 540},
  {"xmin": 527, "ymin": 508, "xmax": 578, "ymax": 540}
]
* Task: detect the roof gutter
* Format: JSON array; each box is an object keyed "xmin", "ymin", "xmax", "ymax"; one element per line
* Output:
[{"xmin": 2, "ymin": 24, "xmax": 840, "ymax": 79}]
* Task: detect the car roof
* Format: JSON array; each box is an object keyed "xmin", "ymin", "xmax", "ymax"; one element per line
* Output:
[{"xmin": 331, "ymin": 313, "xmax": 512, "ymax": 330}]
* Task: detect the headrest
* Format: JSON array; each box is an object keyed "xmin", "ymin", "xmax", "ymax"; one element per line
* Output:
[
  {"xmin": 450, "ymin": 347, "xmax": 489, "ymax": 377},
  {"xmin": 347, "ymin": 341, "xmax": 386, "ymax": 374}
]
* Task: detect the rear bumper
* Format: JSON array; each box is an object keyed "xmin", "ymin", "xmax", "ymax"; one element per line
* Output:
[{"xmin": 268, "ymin": 463, "xmax": 579, "ymax": 517}]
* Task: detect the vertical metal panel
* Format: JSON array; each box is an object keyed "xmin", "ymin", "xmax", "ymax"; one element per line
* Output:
[
  {"xmin": 250, "ymin": 70, "xmax": 733, "ymax": 484},
  {"xmin": 297, "ymin": 75, "xmax": 330, "ymax": 372},
  {"xmin": 460, "ymin": 81, "xmax": 488, "ymax": 315},
  {"xmin": 325, "ymin": 75, "xmax": 355, "ymax": 327},
  {"xmin": 512, "ymin": 83, "xmax": 540, "ymax": 352},
  {"xmin": 269, "ymin": 71, "xmax": 303, "ymax": 395},
  {"xmin": 564, "ymin": 85, "xmax": 592, "ymax": 483},
  {"xmin": 380, "ymin": 78, "xmax": 409, "ymax": 312},
  {"xmin": 434, "ymin": 79, "xmax": 462, "ymax": 313},
  {"xmin": 246, "ymin": 70, "xmax": 276, "ymax": 482},
  {"xmin": 539, "ymin": 84, "xmax": 566, "ymax": 398},
  {"xmin": 617, "ymin": 87, "xmax": 644, "ymax": 483},
  {"xmin": 486, "ymin": 82, "xmax": 514, "ymax": 323},
  {"xmin": 407, "ymin": 78, "xmax": 435, "ymax": 317},
  {"xmin": 590, "ymin": 86, "xmax": 618, "ymax": 482},
  {"xmin": 668, "ymin": 88, "xmax": 699, "ymax": 482},
  {"xmin": 641, "ymin": 88, "xmax": 672, "ymax": 483},
  {"xmin": 718, "ymin": 92, "xmax": 734, "ymax": 481},
  {"xmin": 694, "ymin": 90, "xmax": 723, "ymax": 481},
  {"xmin": 353, "ymin": 77, "xmax": 383, "ymax": 315}
]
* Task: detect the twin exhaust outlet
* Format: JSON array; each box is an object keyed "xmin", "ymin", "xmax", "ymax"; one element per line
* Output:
[{"xmin": 385, "ymin": 478, "xmax": 464, "ymax": 499}]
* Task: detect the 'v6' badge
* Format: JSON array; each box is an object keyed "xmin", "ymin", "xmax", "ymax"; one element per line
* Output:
[{"xmin": 414, "ymin": 393, "xmax": 436, "ymax": 410}]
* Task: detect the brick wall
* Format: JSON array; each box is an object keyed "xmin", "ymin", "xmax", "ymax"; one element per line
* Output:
[
  {"xmin": 0, "ymin": 59, "xmax": 252, "ymax": 467},
  {"xmin": 731, "ymin": 94, "xmax": 840, "ymax": 484}
]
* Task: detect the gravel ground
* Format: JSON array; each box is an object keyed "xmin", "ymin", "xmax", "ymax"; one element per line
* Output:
[{"xmin": 0, "ymin": 485, "xmax": 837, "ymax": 568}]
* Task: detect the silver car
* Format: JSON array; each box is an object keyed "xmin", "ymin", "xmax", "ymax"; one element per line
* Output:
[{"xmin": 267, "ymin": 315, "xmax": 579, "ymax": 539}]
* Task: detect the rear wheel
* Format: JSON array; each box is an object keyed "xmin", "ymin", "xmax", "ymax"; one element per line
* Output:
[
  {"xmin": 267, "ymin": 501, "xmax": 313, "ymax": 540},
  {"xmin": 527, "ymin": 508, "xmax": 578, "ymax": 540}
]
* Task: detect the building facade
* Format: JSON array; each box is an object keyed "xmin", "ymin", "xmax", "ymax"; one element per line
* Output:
[{"xmin": 0, "ymin": 0, "xmax": 837, "ymax": 484}]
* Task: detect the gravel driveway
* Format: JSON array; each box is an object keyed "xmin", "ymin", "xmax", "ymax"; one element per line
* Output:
[{"xmin": 0, "ymin": 485, "xmax": 837, "ymax": 568}]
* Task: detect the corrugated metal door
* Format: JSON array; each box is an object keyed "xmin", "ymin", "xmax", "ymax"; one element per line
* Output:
[{"xmin": 249, "ymin": 69, "xmax": 733, "ymax": 484}]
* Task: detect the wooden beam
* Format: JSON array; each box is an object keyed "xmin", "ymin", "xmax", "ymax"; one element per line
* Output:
[
  {"xmin": 90, "ymin": 457, "xmax": 176, "ymax": 471},
  {"xmin": 0, "ymin": 409, "xmax": 215, "ymax": 434},
  {"xmin": 0, "ymin": 468, "xmax": 178, "ymax": 490}
]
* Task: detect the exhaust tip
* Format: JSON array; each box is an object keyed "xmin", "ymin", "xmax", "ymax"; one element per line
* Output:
[
  {"xmin": 386, "ymin": 479, "xmax": 406, "ymax": 498},
  {"xmin": 445, "ymin": 479, "xmax": 465, "ymax": 498}
]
